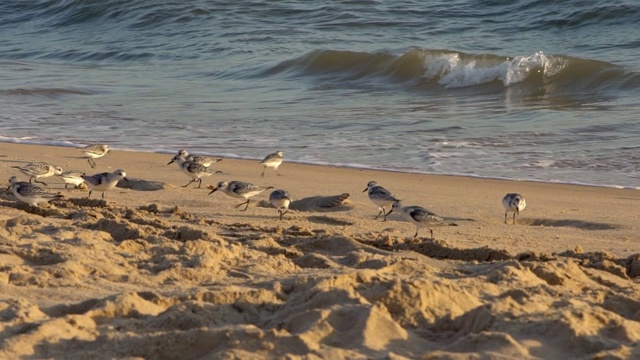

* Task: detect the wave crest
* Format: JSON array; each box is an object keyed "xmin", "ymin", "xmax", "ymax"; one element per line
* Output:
[{"xmin": 264, "ymin": 48, "xmax": 639, "ymax": 93}]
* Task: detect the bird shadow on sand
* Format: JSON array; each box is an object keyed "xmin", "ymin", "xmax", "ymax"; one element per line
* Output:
[
  {"xmin": 519, "ymin": 218, "xmax": 621, "ymax": 230},
  {"xmin": 257, "ymin": 193, "xmax": 353, "ymax": 213},
  {"xmin": 115, "ymin": 178, "xmax": 166, "ymax": 191},
  {"xmin": 61, "ymin": 155, "xmax": 91, "ymax": 160},
  {"xmin": 307, "ymin": 215, "xmax": 354, "ymax": 226}
]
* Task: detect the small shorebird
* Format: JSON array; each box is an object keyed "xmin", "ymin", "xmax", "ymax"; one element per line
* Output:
[
  {"xmin": 12, "ymin": 162, "xmax": 63, "ymax": 186},
  {"xmin": 363, "ymin": 181, "xmax": 400, "ymax": 221},
  {"xmin": 77, "ymin": 144, "xmax": 110, "ymax": 168},
  {"xmin": 176, "ymin": 149, "xmax": 222, "ymax": 167},
  {"xmin": 208, "ymin": 180, "xmax": 273, "ymax": 211},
  {"xmin": 269, "ymin": 189, "xmax": 292, "ymax": 220},
  {"xmin": 502, "ymin": 193, "xmax": 526, "ymax": 224},
  {"xmin": 167, "ymin": 154, "xmax": 220, "ymax": 188},
  {"xmin": 259, "ymin": 151, "xmax": 283, "ymax": 177},
  {"xmin": 389, "ymin": 201, "xmax": 457, "ymax": 239},
  {"xmin": 8, "ymin": 176, "xmax": 64, "ymax": 207},
  {"xmin": 59, "ymin": 170, "xmax": 86, "ymax": 189},
  {"xmin": 82, "ymin": 169, "xmax": 128, "ymax": 198}
]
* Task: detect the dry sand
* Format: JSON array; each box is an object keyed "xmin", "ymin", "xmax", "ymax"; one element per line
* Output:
[{"xmin": 0, "ymin": 142, "xmax": 639, "ymax": 359}]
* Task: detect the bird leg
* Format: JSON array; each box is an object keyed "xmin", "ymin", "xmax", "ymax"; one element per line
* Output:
[
  {"xmin": 197, "ymin": 178, "xmax": 203, "ymax": 188},
  {"xmin": 182, "ymin": 179, "xmax": 196, "ymax": 188},
  {"xmin": 383, "ymin": 208, "xmax": 393, "ymax": 221},
  {"xmin": 236, "ymin": 200, "xmax": 250, "ymax": 211},
  {"xmin": 88, "ymin": 190, "xmax": 93, "ymax": 198},
  {"xmin": 260, "ymin": 167, "xmax": 266, "ymax": 178},
  {"xmin": 504, "ymin": 212, "xmax": 508, "ymax": 224},
  {"xmin": 88, "ymin": 158, "xmax": 96, "ymax": 168},
  {"xmin": 373, "ymin": 209, "xmax": 383, "ymax": 220},
  {"xmin": 35, "ymin": 179, "xmax": 48, "ymax": 186}
]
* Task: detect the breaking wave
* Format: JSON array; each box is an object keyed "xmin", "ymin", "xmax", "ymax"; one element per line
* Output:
[{"xmin": 263, "ymin": 49, "xmax": 639, "ymax": 93}]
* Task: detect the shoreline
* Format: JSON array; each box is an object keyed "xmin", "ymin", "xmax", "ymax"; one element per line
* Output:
[
  {"xmin": 1, "ymin": 141, "xmax": 640, "ymax": 359},
  {"xmin": 1, "ymin": 139, "xmax": 638, "ymax": 190}
]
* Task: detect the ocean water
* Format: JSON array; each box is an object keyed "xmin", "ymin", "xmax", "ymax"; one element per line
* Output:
[{"xmin": 1, "ymin": 0, "xmax": 639, "ymax": 188}]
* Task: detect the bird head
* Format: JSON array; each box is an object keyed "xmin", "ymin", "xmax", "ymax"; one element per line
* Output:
[
  {"xmin": 167, "ymin": 154, "xmax": 183, "ymax": 165},
  {"xmin": 363, "ymin": 181, "xmax": 377, "ymax": 192},
  {"xmin": 115, "ymin": 169, "xmax": 128, "ymax": 182}
]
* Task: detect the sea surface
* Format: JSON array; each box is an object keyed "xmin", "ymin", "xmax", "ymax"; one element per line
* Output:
[{"xmin": 1, "ymin": 0, "xmax": 639, "ymax": 188}]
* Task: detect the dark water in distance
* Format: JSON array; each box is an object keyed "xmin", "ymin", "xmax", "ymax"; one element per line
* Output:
[{"xmin": 1, "ymin": 0, "xmax": 639, "ymax": 187}]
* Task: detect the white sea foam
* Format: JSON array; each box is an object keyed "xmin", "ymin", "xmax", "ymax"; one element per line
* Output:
[
  {"xmin": 0, "ymin": 135, "xmax": 75, "ymax": 147},
  {"xmin": 424, "ymin": 51, "xmax": 567, "ymax": 88},
  {"xmin": 0, "ymin": 137, "xmax": 637, "ymax": 190},
  {"xmin": 529, "ymin": 160, "xmax": 556, "ymax": 168},
  {"xmin": 503, "ymin": 52, "xmax": 566, "ymax": 86}
]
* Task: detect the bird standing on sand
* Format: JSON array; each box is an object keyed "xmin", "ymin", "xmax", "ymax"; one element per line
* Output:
[
  {"xmin": 12, "ymin": 162, "xmax": 63, "ymax": 186},
  {"xmin": 363, "ymin": 181, "xmax": 400, "ymax": 221},
  {"xmin": 259, "ymin": 151, "xmax": 283, "ymax": 177},
  {"xmin": 77, "ymin": 144, "xmax": 110, "ymax": 168},
  {"xmin": 176, "ymin": 149, "xmax": 222, "ymax": 167},
  {"xmin": 167, "ymin": 154, "xmax": 220, "ymax": 188},
  {"xmin": 389, "ymin": 201, "xmax": 457, "ymax": 239},
  {"xmin": 82, "ymin": 169, "xmax": 128, "ymax": 198},
  {"xmin": 269, "ymin": 189, "xmax": 292, "ymax": 220},
  {"xmin": 8, "ymin": 176, "xmax": 64, "ymax": 207},
  {"xmin": 502, "ymin": 193, "xmax": 526, "ymax": 224},
  {"xmin": 208, "ymin": 180, "xmax": 273, "ymax": 211}
]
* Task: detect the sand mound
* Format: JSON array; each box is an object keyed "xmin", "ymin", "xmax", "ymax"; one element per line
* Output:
[{"xmin": 1, "ymin": 200, "xmax": 640, "ymax": 359}]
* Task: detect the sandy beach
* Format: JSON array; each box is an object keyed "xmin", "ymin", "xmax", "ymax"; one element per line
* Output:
[{"xmin": 1, "ymin": 142, "xmax": 639, "ymax": 359}]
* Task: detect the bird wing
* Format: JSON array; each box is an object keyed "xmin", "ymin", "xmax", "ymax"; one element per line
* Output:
[
  {"xmin": 260, "ymin": 153, "xmax": 281, "ymax": 163},
  {"xmin": 370, "ymin": 186, "xmax": 398, "ymax": 200},
  {"xmin": 186, "ymin": 162, "xmax": 208, "ymax": 173},
  {"xmin": 408, "ymin": 206, "xmax": 442, "ymax": 223},
  {"xmin": 17, "ymin": 183, "xmax": 47, "ymax": 195},
  {"xmin": 83, "ymin": 173, "xmax": 108, "ymax": 185}
]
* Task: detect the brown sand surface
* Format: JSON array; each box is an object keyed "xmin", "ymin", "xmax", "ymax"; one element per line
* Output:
[{"xmin": 1, "ymin": 142, "xmax": 639, "ymax": 359}]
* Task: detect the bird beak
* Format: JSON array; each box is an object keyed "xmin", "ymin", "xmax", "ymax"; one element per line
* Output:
[
  {"xmin": 167, "ymin": 160, "xmax": 174, "ymax": 165},
  {"xmin": 123, "ymin": 177, "xmax": 129, "ymax": 182},
  {"xmin": 362, "ymin": 188, "xmax": 368, "ymax": 192},
  {"xmin": 208, "ymin": 188, "xmax": 217, "ymax": 195}
]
